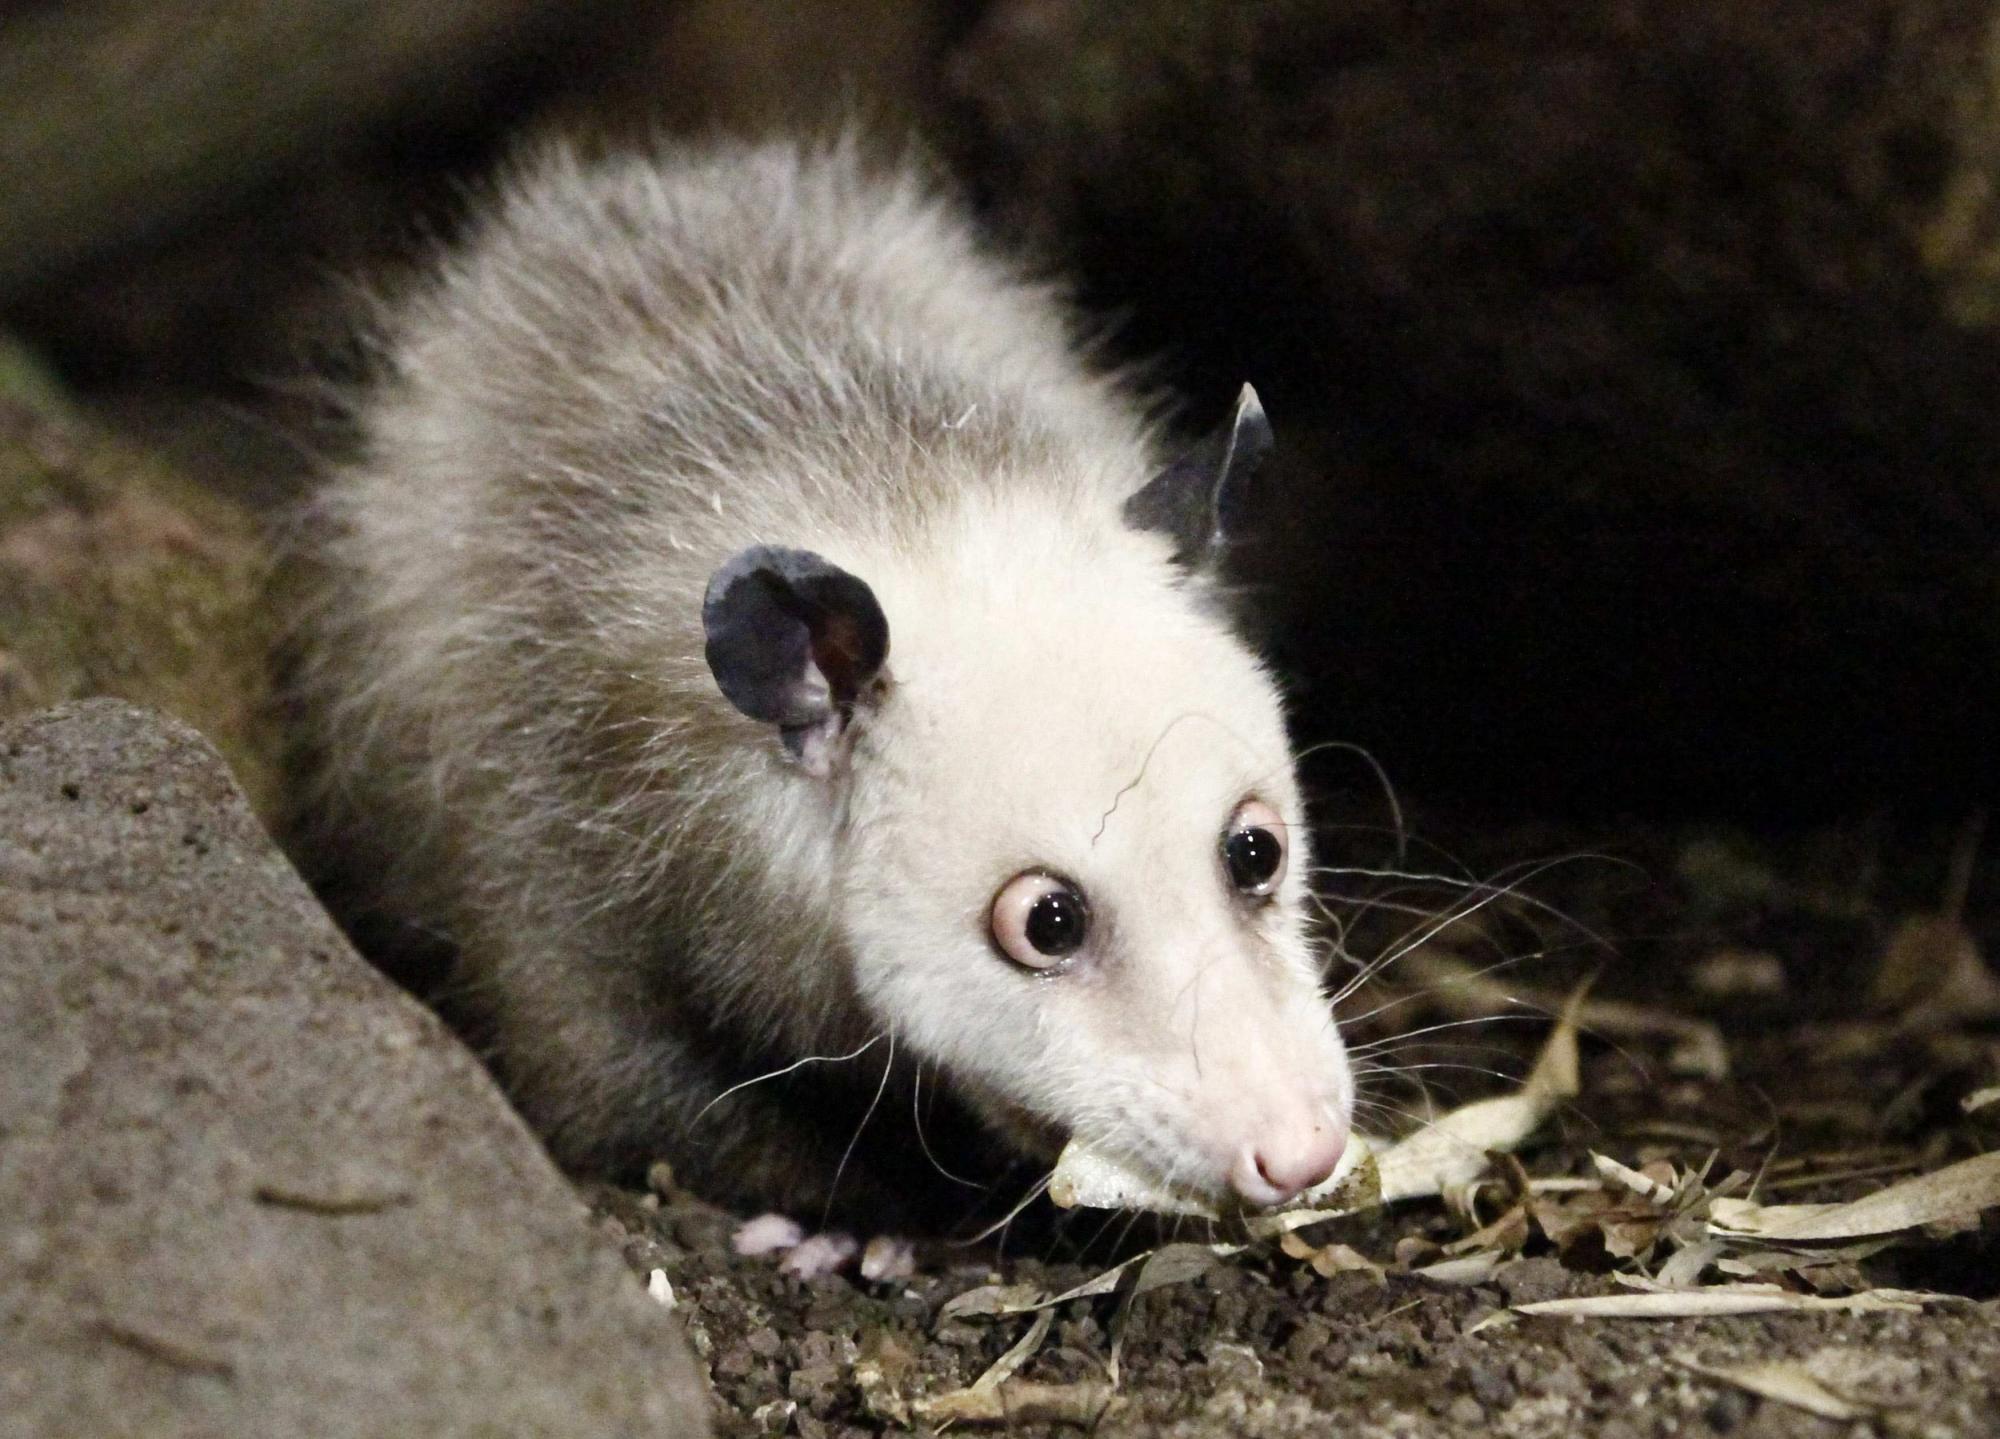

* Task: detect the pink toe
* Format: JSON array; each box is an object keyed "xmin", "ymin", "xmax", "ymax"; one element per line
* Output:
[{"xmin": 731, "ymin": 1213, "xmax": 806, "ymax": 1257}]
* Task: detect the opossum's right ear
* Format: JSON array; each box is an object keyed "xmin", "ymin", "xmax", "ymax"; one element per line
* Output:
[
  {"xmin": 1124, "ymin": 383, "xmax": 1273, "ymax": 570},
  {"xmin": 703, "ymin": 545, "xmax": 890, "ymax": 776}
]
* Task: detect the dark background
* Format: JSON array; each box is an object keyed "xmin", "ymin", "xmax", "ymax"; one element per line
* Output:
[{"xmin": 4, "ymin": 0, "xmax": 1996, "ymax": 829}]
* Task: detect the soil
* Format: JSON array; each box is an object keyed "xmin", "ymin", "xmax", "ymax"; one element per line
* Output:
[{"xmin": 587, "ymin": 820, "xmax": 2000, "ymax": 1438}]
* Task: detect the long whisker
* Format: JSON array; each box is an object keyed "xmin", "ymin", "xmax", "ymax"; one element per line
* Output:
[
  {"xmin": 823, "ymin": 1030, "xmax": 897, "ymax": 1225},
  {"xmin": 912, "ymin": 1058, "xmax": 986, "ymax": 1190},
  {"xmin": 1333, "ymin": 946, "xmax": 1556, "ymax": 1028},
  {"xmin": 1346, "ymin": 1014, "xmax": 1548, "ymax": 1054},
  {"xmin": 690, "ymin": 1033, "xmax": 885, "ymax": 1125},
  {"xmin": 959, "ymin": 1172, "xmax": 1053, "ymax": 1246},
  {"xmin": 1328, "ymin": 883, "xmax": 1529, "ymax": 1005},
  {"xmin": 1315, "ymin": 854, "xmax": 1632, "ymax": 954},
  {"xmin": 1289, "ymin": 738, "xmax": 1408, "ymax": 862}
]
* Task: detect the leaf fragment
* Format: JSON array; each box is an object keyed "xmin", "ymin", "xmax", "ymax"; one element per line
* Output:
[
  {"xmin": 1413, "ymin": 1251, "xmax": 1506, "ymax": 1285},
  {"xmin": 1707, "ymin": 1150, "xmax": 2000, "ymax": 1241},
  {"xmin": 1516, "ymin": 1283, "xmax": 1938, "ymax": 1319},
  {"xmin": 1375, "ymin": 990, "xmax": 1584, "ymax": 1204},
  {"xmin": 1654, "ymin": 1240, "xmax": 1724, "ymax": 1289},
  {"xmin": 1673, "ymin": 1357, "xmax": 1877, "ymax": 1422},
  {"xmin": 938, "ymin": 1283, "xmax": 1048, "ymax": 1322},
  {"xmin": 939, "ymin": 1243, "xmax": 1240, "ymax": 1323},
  {"xmin": 1279, "ymin": 1232, "xmax": 1386, "ymax": 1280},
  {"xmin": 912, "ymin": 1378, "xmax": 1119, "ymax": 1427}
]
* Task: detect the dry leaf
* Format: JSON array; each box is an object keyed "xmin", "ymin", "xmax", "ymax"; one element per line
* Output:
[
  {"xmin": 912, "ymin": 1379, "xmax": 1119, "ymax": 1427},
  {"xmin": 1600, "ymin": 1215, "xmax": 1667, "ymax": 1262},
  {"xmin": 1414, "ymin": 1251, "xmax": 1506, "ymax": 1285},
  {"xmin": 1707, "ymin": 1150, "xmax": 2000, "ymax": 1241},
  {"xmin": 1791, "ymin": 1262, "xmax": 1873, "ymax": 1295},
  {"xmin": 1874, "ymin": 915, "xmax": 2000, "ymax": 1028},
  {"xmin": 1594, "ymin": 1153, "xmax": 1676, "ymax": 1204},
  {"xmin": 1279, "ymin": 1234, "xmax": 1386, "ymax": 1280},
  {"xmin": 1444, "ymin": 1204, "xmax": 1530, "ymax": 1258},
  {"xmin": 1674, "ymin": 1357, "xmax": 1876, "ymax": 1422},
  {"xmin": 938, "ymin": 1283, "xmax": 1048, "ymax": 1321},
  {"xmin": 1393, "ymin": 1235, "xmax": 1443, "ymax": 1269},
  {"xmin": 1963, "ymin": 1086, "xmax": 2000, "ymax": 1114},
  {"xmin": 1516, "ymin": 1283, "xmax": 1937, "ymax": 1319},
  {"xmin": 1101, "ymin": 1244, "xmax": 1228, "ymax": 1383},
  {"xmin": 1713, "ymin": 1239, "xmax": 1894, "ymax": 1277},
  {"xmin": 911, "ymin": 1310, "xmax": 1062, "ymax": 1426},
  {"xmin": 1530, "ymin": 1187, "xmax": 1624, "ymax": 1252},
  {"xmin": 940, "ymin": 1243, "xmax": 1240, "ymax": 1324},
  {"xmin": 976, "ymin": 1309, "xmax": 1054, "ymax": 1389},
  {"xmin": 1374, "ymin": 991, "xmax": 1583, "ymax": 1204},
  {"xmin": 1654, "ymin": 1240, "xmax": 1724, "ymax": 1289},
  {"xmin": 1125, "ymin": 1243, "xmax": 1224, "ymax": 1299}
]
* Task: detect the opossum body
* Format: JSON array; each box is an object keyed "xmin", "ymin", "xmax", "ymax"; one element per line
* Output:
[{"xmin": 291, "ymin": 139, "xmax": 1354, "ymax": 1225}]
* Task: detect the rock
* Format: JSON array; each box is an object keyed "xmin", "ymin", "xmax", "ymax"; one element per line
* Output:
[
  {"xmin": 0, "ymin": 0, "xmax": 632, "ymax": 299},
  {"xmin": 8, "ymin": 1, "xmax": 961, "ymax": 394},
  {"xmin": 0, "ymin": 401, "xmax": 279, "ymax": 820},
  {"xmin": 0, "ymin": 701, "xmax": 711, "ymax": 1438},
  {"xmin": 949, "ymin": 0, "xmax": 2000, "ymax": 816},
  {"xmin": 0, "ymin": 331, "xmax": 73, "ymax": 416}
]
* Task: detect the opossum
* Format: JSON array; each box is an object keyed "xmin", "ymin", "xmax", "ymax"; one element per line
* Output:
[{"xmin": 288, "ymin": 137, "xmax": 1354, "ymax": 1230}]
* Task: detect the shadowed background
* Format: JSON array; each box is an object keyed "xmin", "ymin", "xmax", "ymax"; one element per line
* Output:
[{"xmin": 3, "ymin": 0, "xmax": 1995, "ymax": 831}]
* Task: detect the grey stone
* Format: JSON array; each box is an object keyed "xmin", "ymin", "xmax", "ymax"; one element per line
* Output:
[
  {"xmin": 0, "ymin": 0, "xmax": 619, "ymax": 297},
  {"xmin": 0, "ymin": 700, "xmax": 710, "ymax": 1438}
]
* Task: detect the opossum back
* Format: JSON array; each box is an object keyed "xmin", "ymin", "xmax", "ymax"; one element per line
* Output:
[{"xmin": 282, "ymin": 135, "xmax": 1155, "ymax": 971}]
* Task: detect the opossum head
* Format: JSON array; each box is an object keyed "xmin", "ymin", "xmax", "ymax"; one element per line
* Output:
[{"xmin": 703, "ymin": 390, "xmax": 1352, "ymax": 1209}]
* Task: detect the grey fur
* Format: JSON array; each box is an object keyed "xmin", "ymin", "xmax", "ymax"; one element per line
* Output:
[{"xmin": 286, "ymin": 138, "xmax": 1280, "ymax": 1222}]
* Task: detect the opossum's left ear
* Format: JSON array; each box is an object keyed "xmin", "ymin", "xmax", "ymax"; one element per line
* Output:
[
  {"xmin": 1123, "ymin": 383, "xmax": 1273, "ymax": 570},
  {"xmin": 703, "ymin": 545, "xmax": 889, "ymax": 776}
]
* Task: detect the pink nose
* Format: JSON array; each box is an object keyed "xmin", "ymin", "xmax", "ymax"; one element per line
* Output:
[{"xmin": 1228, "ymin": 1123, "xmax": 1347, "ymax": 1209}]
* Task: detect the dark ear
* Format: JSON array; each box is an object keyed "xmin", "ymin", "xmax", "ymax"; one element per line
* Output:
[
  {"xmin": 1123, "ymin": 383, "xmax": 1273, "ymax": 569},
  {"xmin": 703, "ymin": 546, "xmax": 889, "ymax": 767}
]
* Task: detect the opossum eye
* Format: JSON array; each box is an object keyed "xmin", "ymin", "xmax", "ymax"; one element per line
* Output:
[
  {"xmin": 1223, "ymin": 799, "xmax": 1287, "ymax": 897},
  {"xmin": 991, "ymin": 873, "xmax": 1090, "ymax": 969}
]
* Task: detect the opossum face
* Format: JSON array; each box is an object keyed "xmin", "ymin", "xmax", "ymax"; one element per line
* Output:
[
  {"xmin": 702, "ymin": 390, "xmax": 1352, "ymax": 1208},
  {"xmin": 831, "ymin": 529, "xmax": 1354, "ymax": 1208}
]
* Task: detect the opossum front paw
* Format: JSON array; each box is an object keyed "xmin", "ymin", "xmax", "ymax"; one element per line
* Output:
[
  {"xmin": 858, "ymin": 1234, "xmax": 916, "ymax": 1282},
  {"xmin": 728, "ymin": 1215, "xmax": 914, "ymax": 1281},
  {"xmin": 729, "ymin": 1214, "xmax": 856, "ymax": 1277},
  {"xmin": 730, "ymin": 1213, "xmax": 807, "ymax": 1257},
  {"xmin": 777, "ymin": 1232, "xmax": 860, "ymax": 1279}
]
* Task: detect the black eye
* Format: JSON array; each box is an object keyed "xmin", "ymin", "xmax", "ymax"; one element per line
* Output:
[
  {"xmin": 1223, "ymin": 799, "xmax": 1288, "ymax": 897},
  {"xmin": 1026, "ymin": 889, "xmax": 1088, "ymax": 956},
  {"xmin": 991, "ymin": 872, "xmax": 1090, "ymax": 969}
]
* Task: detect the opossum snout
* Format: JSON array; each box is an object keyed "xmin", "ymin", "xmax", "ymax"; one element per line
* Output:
[{"xmin": 1227, "ymin": 1112, "xmax": 1348, "ymax": 1208}]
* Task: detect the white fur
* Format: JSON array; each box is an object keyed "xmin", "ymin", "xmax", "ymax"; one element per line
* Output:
[{"xmin": 289, "ymin": 136, "xmax": 1352, "ymax": 1214}]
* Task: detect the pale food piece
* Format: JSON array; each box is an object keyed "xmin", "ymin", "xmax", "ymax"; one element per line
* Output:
[
  {"xmin": 1048, "ymin": 994, "xmax": 1581, "ymax": 1221},
  {"xmin": 1047, "ymin": 1130, "xmax": 1379, "ymax": 1218}
]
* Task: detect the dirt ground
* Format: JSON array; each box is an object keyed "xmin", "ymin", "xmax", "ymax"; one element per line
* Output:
[{"xmin": 590, "ymin": 821, "xmax": 2000, "ymax": 1437}]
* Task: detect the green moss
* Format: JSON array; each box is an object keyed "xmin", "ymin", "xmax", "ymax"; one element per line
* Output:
[{"xmin": 0, "ymin": 401, "xmax": 280, "ymax": 820}]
